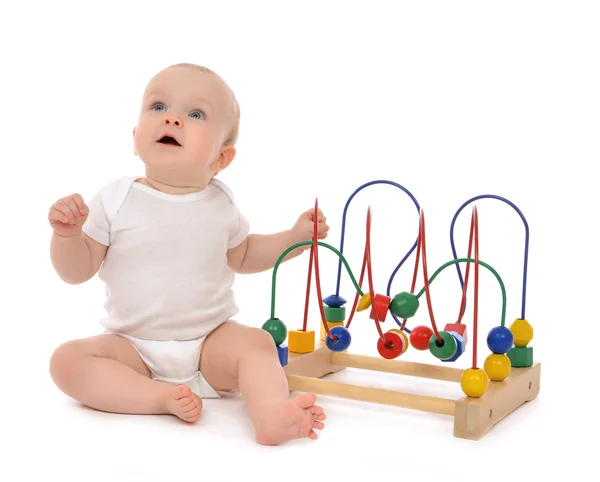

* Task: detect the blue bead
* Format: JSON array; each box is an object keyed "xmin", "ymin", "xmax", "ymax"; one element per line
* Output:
[
  {"xmin": 277, "ymin": 343, "xmax": 288, "ymax": 366},
  {"xmin": 487, "ymin": 326, "xmax": 514, "ymax": 354},
  {"xmin": 323, "ymin": 294, "xmax": 347, "ymax": 308},
  {"xmin": 442, "ymin": 332, "xmax": 465, "ymax": 362},
  {"xmin": 326, "ymin": 326, "xmax": 352, "ymax": 352}
]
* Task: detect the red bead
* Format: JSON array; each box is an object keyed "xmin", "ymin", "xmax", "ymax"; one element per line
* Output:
[
  {"xmin": 410, "ymin": 325, "xmax": 433, "ymax": 350},
  {"xmin": 444, "ymin": 322, "xmax": 468, "ymax": 346},
  {"xmin": 369, "ymin": 294, "xmax": 391, "ymax": 322},
  {"xmin": 377, "ymin": 331, "xmax": 403, "ymax": 359}
]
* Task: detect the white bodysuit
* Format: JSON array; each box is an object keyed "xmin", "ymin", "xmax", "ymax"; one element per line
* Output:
[{"xmin": 82, "ymin": 176, "xmax": 250, "ymax": 397}]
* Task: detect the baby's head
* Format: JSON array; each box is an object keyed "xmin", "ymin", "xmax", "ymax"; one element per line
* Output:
[{"xmin": 133, "ymin": 63, "xmax": 240, "ymax": 188}]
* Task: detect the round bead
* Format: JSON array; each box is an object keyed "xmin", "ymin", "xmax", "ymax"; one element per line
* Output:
[
  {"xmin": 509, "ymin": 319, "xmax": 534, "ymax": 347},
  {"xmin": 487, "ymin": 326, "xmax": 514, "ymax": 354},
  {"xmin": 409, "ymin": 325, "xmax": 433, "ymax": 350},
  {"xmin": 377, "ymin": 331, "xmax": 404, "ymax": 359},
  {"xmin": 326, "ymin": 326, "xmax": 352, "ymax": 352},
  {"xmin": 484, "ymin": 353, "xmax": 511, "ymax": 381},
  {"xmin": 460, "ymin": 368, "xmax": 489, "ymax": 398},
  {"xmin": 390, "ymin": 329, "xmax": 409, "ymax": 354},
  {"xmin": 323, "ymin": 294, "xmax": 347, "ymax": 308},
  {"xmin": 389, "ymin": 292, "xmax": 420, "ymax": 319},
  {"xmin": 428, "ymin": 331, "xmax": 458, "ymax": 360},
  {"xmin": 261, "ymin": 318, "xmax": 287, "ymax": 346}
]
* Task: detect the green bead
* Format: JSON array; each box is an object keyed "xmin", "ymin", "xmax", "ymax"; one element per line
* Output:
[
  {"xmin": 324, "ymin": 305, "xmax": 346, "ymax": 322},
  {"xmin": 507, "ymin": 345, "xmax": 533, "ymax": 367},
  {"xmin": 428, "ymin": 331, "xmax": 458, "ymax": 360},
  {"xmin": 262, "ymin": 318, "xmax": 287, "ymax": 346},
  {"xmin": 389, "ymin": 292, "xmax": 419, "ymax": 319}
]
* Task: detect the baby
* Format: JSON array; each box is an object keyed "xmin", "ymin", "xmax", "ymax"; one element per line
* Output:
[{"xmin": 48, "ymin": 63, "xmax": 329, "ymax": 445}]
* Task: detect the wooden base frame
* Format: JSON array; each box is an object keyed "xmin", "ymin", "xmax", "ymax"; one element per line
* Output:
[{"xmin": 284, "ymin": 342, "xmax": 540, "ymax": 440}]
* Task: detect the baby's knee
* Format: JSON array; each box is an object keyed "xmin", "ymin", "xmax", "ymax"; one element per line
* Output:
[
  {"xmin": 49, "ymin": 340, "xmax": 84, "ymax": 388},
  {"xmin": 246, "ymin": 327, "xmax": 278, "ymax": 354}
]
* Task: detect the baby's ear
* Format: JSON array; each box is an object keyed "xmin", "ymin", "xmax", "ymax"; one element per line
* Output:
[
  {"xmin": 212, "ymin": 146, "xmax": 236, "ymax": 173},
  {"xmin": 132, "ymin": 128, "xmax": 137, "ymax": 156}
]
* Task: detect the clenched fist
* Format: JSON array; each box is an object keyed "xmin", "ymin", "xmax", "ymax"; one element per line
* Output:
[
  {"xmin": 290, "ymin": 207, "xmax": 330, "ymax": 250},
  {"xmin": 48, "ymin": 193, "xmax": 89, "ymax": 237}
]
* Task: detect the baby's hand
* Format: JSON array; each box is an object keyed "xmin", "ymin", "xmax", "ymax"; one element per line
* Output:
[
  {"xmin": 291, "ymin": 207, "xmax": 329, "ymax": 249},
  {"xmin": 48, "ymin": 193, "xmax": 89, "ymax": 237}
]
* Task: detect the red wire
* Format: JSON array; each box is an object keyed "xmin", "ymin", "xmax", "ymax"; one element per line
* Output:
[
  {"xmin": 419, "ymin": 210, "xmax": 442, "ymax": 342},
  {"xmin": 312, "ymin": 198, "xmax": 336, "ymax": 340},
  {"xmin": 472, "ymin": 206, "xmax": 480, "ymax": 369},
  {"xmin": 302, "ymin": 244, "xmax": 314, "ymax": 332},
  {"xmin": 345, "ymin": 240, "xmax": 367, "ymax": 329},
  {"xmin": 457, "ymin": 211, "xmax": 475, "ymax": 324},
  {"xmin": 365, "ymin": 208, "xmax": 386, "ymax": 342},
  {"xmin": 400, "ymin": 222, "xmax": 422, "ymax": 330}
]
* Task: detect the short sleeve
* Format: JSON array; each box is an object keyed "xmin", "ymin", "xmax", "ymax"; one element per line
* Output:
[
  {"xmin": 210, "ymin": 179, "xmax": 250, "ymax": 249},
  {"xmin": 228, "ymin": 208, "xmax": 250, "ymax": 249},
  {"xmin": 82, "ymin": 177, "xmax": 135, "ymax": 246}
]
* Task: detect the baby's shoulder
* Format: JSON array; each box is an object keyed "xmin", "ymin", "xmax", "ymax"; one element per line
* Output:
[
  {"xmin": 209, "ymin": 178, "xmax": 239, "ymax": 206},
  {"xmin": 89, "ymin": 176, "xmax": 137, "ymax": 213}
]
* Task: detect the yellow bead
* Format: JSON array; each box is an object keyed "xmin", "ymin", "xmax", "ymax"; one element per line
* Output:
[
  {"xmin": 288, "ymin": 330, "xmax": 315, "ymax": 354},
  {"xmin": 484, "ymin": 353, "xmax": 511, "ymax": 381},
  {"xmin": 460, "ymin": 368, "xmax": 489, "ymax": 398},
  {"xmin": 390, "ymin": 329, "xmax": 409, "ymax": 353},
  {"xmin": 357, "ymin": 293, "xmax": 371, "ymax": 312},
  {"xmin": 509, "ymin": 318, "xmax": 533, "ymax": 347},
  {"xmin": 320, "ymin": 321, "xmax": 344, "ymax": 341}
]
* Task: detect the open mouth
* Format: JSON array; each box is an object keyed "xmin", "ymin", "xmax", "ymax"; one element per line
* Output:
[{"xmin": 157, "ymin": 136, "xmax": 181, "ymax": 146}]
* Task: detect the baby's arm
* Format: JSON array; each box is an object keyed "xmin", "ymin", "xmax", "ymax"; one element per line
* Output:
[
  {"xmin": 49, "ymin": 194, "xmax": 107, "ymax": 284},
  {"xmin": 228, "ymin": 208, "xmax": 329, "ymax": 274}
]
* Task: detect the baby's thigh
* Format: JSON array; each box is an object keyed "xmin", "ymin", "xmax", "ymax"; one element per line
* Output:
[
  {"xmin": 200, "ymin": 322, "xmax": 274, "ymax": 391},
  {"xmin": 50, "ymin": 334, "xmax": 151, "ymax": 378}
]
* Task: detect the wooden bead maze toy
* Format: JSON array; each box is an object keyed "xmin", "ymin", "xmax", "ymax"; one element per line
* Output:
[{"xmin": 261, "ymin": 180, "xmax": 540, "ymax": 440}]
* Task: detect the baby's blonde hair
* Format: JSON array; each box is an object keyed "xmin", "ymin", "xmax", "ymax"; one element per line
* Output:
[{"xmin": 166, "ymin": 63, "xmax": 240, "ymax": 146}]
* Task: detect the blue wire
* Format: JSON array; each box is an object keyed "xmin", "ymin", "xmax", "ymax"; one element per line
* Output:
[
  {"xmin": 449, "ymin": 194, "xmax": 530, "ymax": 320},
  {"xmin": 334, "ymin": 180, "xmax": 421, "ymax": 332}
]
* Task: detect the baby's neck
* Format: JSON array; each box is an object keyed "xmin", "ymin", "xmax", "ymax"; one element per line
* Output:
[{"xmin": 137, "ymin": 172, "xmax": 209, "ymax": 195}]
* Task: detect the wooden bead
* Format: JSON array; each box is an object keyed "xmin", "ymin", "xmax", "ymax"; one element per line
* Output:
[
  {"xmin": 389, "ymin": 292, "xmax": 419, "ymax": 319},
  {"xmin": 323, "ymin": 294, "xmax": 346, "ymax": 308},
  {"xmin": 262, "ymin": 318, "xmax": 287, "ymax": 346},
  {"xmin": 357, "ymin": 292, "xmax": 371, "ymax": 312},
  {"xmin": 320, "ymin": 321, "xmax": 344, "ymax": 341},
  {"xmin": 444, "ymin": 322, "xmax": 468, "ymax": 347},
  {"xmin": 441, "ymin": 331, "xmax": 465, "ymax": 363},
  {"xmin": 369, "ymin": 294, "xmax": 391, "ymax": 322},
  {"xmin": 509, "ymin": 319, "xmax": 533, "ymax": 347},
  {"xmin": 428, "ymin": 331, "xmax": 457, "ymax": 361},
  {"xmin": 460, "ymin": 368, "xmax": 489, "ymax": 398},
  {"xmin": 326, "ymin": 326, "xmax": 352, "ymax": 352},
  {"xmin": 389, "ymin": 329, "xmax": 409, "ymax": 354},
  {"xmin": 288, "ymin": 330, "xmax": 315, "ymax": 354},
  {"xmin": 486, "ymin": 326, "xmax": 513, "ymax": 354},
  {"xmin": 507, "ymin": 346, "xmax": 533, "ymax": 367},
  {"xmin": 409, "ymin": 325, "xmax": 433, "ymax": 350},
  {"xmin": 324, "ymin": 305, "xmax": 346, "ymax": 322},
  {"xmin": 377, "ymin": 331, "xmax": 403, "ymax": 359},
  {"xmin": 484, "ymin": 353, "xmax": 511, "ymax": 381},
  {"xmin": 277, "ymin": 344, "xmax": 288, "ymax": 366}
]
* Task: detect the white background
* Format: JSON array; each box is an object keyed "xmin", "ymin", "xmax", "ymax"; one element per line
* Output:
[{"xmin": 1, "ymin": 1, "xmax": 598, "ymax": 480}]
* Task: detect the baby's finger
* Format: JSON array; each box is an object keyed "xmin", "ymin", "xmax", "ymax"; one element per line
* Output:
[
  {"xmin": 56, "ymin": 199, "xmax": 78, "ymax": 222},
  {"xmin": 71, "ymin": 193, "xmax": 87, "ymax": 216},
  {"xmin": 60, "ymin": 198, "xmax": 80, "ymax": 220},
  {"xmin": 49, "ymin": 207, "xmax": 70, "ymax": 224}
]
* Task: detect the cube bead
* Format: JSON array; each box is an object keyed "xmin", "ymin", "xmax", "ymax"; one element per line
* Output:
[{"xmin": 288, "ymin": 329, "xmax": 315, "ymax": 354}]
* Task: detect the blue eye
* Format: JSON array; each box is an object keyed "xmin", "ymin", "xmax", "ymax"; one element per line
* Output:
[
  {"xmin": 190, "ymin": 111, "xmax": 205, "ymax": 120},
  {"xmin": 153, "ymin": 103, "xmax": 165, "ymax": 112}
]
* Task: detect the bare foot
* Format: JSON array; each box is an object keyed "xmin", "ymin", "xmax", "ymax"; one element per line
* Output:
[
  {"xmin": 165, "ymin": 385, "xmax": 202, "ymax": 422},
  {"xmin": 255, "ymin": 392, "xmax": 326, "ymax": 445}
]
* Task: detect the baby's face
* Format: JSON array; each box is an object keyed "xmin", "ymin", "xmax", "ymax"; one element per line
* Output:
[{"xmin": 133, "ymin": 67, "xmax": 234, "ymax": 185}]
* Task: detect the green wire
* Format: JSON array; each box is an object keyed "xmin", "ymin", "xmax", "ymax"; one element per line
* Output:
[
  {"xmin": 415, "ymin": 258, "xmax": 506, "ymax": 327},
  {"xmin": 270, "ymin": 241, "xmax": 364, "ymax": 319}
]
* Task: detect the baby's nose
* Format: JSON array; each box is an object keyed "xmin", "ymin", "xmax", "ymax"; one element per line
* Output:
[{"xmin": 163, "ymin": 115, "xmax": 182, "ymax": 127}]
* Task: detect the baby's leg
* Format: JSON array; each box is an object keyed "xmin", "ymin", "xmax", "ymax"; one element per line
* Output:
[
  {"xmin": 49, "ymin": 334, "xmax": 202, "ymax": 422},
  {"xmin": 200, "ymin": 322, "xmax": 326, "ymax": 444}
]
